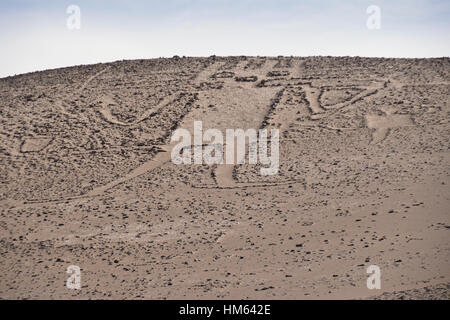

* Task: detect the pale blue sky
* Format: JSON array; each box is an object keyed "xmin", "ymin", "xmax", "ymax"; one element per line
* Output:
[{"xmin": 0, "ymin": 0, "xmax": 449, "ymax": 77}]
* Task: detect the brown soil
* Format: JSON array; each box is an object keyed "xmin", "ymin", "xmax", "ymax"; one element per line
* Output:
[{"xmin": 0, "ymin": 56, "xmax": 449, "ymax": 299}]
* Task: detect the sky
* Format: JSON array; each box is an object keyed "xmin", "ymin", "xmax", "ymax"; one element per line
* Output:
[{"xmin": 0, "ymin": 0, "xmax": 449, "ymax": 77}]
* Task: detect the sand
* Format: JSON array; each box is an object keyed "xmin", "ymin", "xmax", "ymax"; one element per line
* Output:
[{"xmin": 0, "ymin": 56, "xmax": 448, "ymax": 299}]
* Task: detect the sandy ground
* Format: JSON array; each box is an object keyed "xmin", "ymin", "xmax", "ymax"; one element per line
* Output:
[{"xmin": 0, "ymin": 56, "xmax": 448, "ymax": 299}]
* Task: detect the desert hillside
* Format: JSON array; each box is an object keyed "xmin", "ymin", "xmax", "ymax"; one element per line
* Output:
[{"xmin": 0, "ymin": 56, "xmax": 449, "ymax": 299}]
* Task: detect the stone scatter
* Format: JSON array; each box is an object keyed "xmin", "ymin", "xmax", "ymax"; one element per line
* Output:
[{"xmin": 0, "ymin": 56, "xmax": 449, "ymax": 299}]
